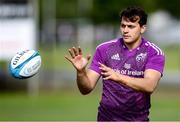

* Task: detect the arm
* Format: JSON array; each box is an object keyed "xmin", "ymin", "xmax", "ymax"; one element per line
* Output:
[
  {"xmin": 118, "ymin": 69, "xmax": 161, "ymax": 93},
  {"xmin": 77, "ymin": 69, "xmax": 100, "ymax": 95},
  {"xmin": 65, "ymin": 47, "xmax": 100, "ymax": 95},
  {"xmin": 99, "ymin": 63, "xmax": 161, "ymax": 93}
]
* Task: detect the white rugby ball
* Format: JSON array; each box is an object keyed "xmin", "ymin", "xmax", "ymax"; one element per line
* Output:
[{"xmin": 9, "ymin": 49, "xmax": 41, "ymax": 79}]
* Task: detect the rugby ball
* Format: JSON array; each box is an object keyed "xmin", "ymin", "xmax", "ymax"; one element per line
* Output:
[{"xmin": 9, "ymin": 49, "xmax": 41, "ymax": 79}]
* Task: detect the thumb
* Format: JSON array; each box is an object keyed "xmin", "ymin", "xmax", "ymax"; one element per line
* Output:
[
  {"xmin": 86, "ymin": 54, "xmax": 91, "ymax": 61},
  {"xmin": 65, "ymin": 55, "xmax": 72, "ymax": 63}
]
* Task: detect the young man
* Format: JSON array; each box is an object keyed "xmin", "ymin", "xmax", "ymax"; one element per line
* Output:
[{"xmin": 65, "ymin": 6, "xmax": 165, "ymax": 121}]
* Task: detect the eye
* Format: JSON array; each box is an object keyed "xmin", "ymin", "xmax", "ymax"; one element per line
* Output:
[
  {"xmin": 121, "ymin": 24, "xmax": 126, "ymax": 28},
  {"xmin": 128, "ymin": 25, "xmax": 135, "ymax": 29}
]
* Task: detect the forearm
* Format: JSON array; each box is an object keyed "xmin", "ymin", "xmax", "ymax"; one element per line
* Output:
[
  {"xmin": 76, "ymin": 70, "xmax": 93, "ymax": 95},
  {"xmin": 99, "ymin": 61, "xmax": 161, "ymax": 93},
  {"xmin": 117, "ymin": 74, "xmax": 158, "ymax": 93}
]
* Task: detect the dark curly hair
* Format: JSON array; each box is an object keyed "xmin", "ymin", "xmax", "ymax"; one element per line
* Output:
[{"xmin": 119, "ymin": 6, "xmax": 148, "ymax": 26}]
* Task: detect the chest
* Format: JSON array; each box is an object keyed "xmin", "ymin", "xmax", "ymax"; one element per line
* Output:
[{"xmin": 105, "ymin": 45, "xmax": 148, "ymax": 76}]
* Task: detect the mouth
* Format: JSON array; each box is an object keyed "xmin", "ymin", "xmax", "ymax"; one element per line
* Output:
[{"xmin": 123, "ymin": 35, "xmax": 130, "ymax": 39}]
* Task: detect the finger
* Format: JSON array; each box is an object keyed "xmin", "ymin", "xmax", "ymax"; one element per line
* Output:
[
  {"xmin": 86, "ymin": 54, "xmax": 91, "ymax": 61},
  {"xmin": 98, "ymin": 62, "xmax": 105, "ymax": 69},
  {"xmin": 106, "ymin": 67, "xmax": 111, "ymax": 71},
  {"xmin": 101, "ymin": 72, "xmax": 109, "ymax": 77},
  {"xmin": 99, "ymin": 65, "xmax": 107, "ymax": 71},
  {"xmin": 78, "ymin": 46, "xmax": 82, "ymax": 55},
  {"xmin": 103, "ymin": 66, "xmax": 111, "ymax": 71},
  {"xmin": 65, "ymin": 55, "xmax": 72, "ymax": 63},
  {"xmin": 98, "ymin": 62, "xmax": 108, "ymax": 69},
  {"xmin": 72, "ymin": 47, "xmax": 78, "ymax": 56},
  {"xmin": 68, "ymin": 49, "xmax": 75, "ymax": 58},
  {"xmin": 98, "ymin": 62, "xmax": 102, "ymax": 66},
  {"xmin": 99, "ymin": 67, "xmax": 106, "ymax": 71},
  {"xmin": 99, "ymin": 65, "xmax": 110, "ymax": 72},
  {"xmin": 103, "ymin": 76, "xmax": 110, "ymax": 80}
]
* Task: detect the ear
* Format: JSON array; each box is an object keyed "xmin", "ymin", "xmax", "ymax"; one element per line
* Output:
[{"xmin": 140, "ymin": 25, "xmax": 146, "ymax": 34}]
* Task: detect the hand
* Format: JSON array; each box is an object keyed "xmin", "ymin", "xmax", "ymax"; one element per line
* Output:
[
  {"xmin": 65, "ymin": 46, "xmax": 91, "ymax": 72},
  {"xmin": 99, "ymin": 62, "xmax": 119, "ymax": 81}
]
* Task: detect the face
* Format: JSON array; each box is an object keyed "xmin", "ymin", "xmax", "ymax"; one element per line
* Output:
[{"xmin": 120, "ymin": 16, "xmax": 146, "ymax": 47}]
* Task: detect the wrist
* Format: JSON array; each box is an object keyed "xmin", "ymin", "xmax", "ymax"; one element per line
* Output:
[
  {"xmin": 117, "ymin": 73, "xmax": 125, "ymax": 84},
  {"xmin": 77, "ymin": 69, "xmax": 86, "ymax": 76},
  {"xmin": 119, "ymin": 74, "xmax": 129, "ymax": 85}
]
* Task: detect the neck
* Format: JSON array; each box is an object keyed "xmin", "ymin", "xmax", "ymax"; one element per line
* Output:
[{"xmin": 124, "ymin": 36, "xmax": 142, "ymax": 51}]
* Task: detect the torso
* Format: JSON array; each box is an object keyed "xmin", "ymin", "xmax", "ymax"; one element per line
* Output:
[{"xmin": 90, "ymin": 37, "xmax": 165, "ymax": 121}]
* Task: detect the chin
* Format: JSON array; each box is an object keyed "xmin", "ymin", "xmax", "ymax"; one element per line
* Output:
[{"xmin": 123, "ymin": 38, "xmax": 133, "ymax": 44}]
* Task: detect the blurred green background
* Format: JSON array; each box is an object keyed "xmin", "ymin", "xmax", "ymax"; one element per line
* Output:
[{"xmin": 0, "ymin": 0, "xmax": 180, "ymax": 121}]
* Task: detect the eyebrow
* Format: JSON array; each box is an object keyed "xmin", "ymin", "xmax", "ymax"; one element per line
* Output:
[{"xmin": 121, "ymin": 23, "xmax": 136, "ymax": 27}]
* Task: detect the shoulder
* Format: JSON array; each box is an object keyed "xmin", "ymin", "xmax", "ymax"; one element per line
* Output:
[
  {"xmin": 143, "ymin": 39, "xmax": 164, "ymax": 56},
  {"xmin": 143, "ymin": 39, "xmax": 165, "ymax": 74},
  {"xmin": 96, "ymin": 38, "xmax": 121, "ymax": 50}
]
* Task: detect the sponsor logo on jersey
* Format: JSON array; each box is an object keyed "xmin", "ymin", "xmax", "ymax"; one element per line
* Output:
[
  {"xmin": 114, "ymin": 68, "xmax": 144, "ymax": 76},
  {"xmin": 124, "ymin": 63, "xmax": 131, "ymax": 69},
  {"xmin": 111, "ymin": 53, "xmax": 120, "ymax": 60}
]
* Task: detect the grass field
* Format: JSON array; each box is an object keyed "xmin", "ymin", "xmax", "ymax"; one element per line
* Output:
[
  {"xmin": 0, "ymin": 87, "xmax": 179, "ymax": 121},
  {"xmin": 0, "ymin": 90, "xmax": 99, "ymax": 121}
]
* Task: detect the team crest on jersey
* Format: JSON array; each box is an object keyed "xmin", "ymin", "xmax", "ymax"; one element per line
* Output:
[{"xmin": 136, "ymin": 53, "xmax": 147, "ymax": 62}]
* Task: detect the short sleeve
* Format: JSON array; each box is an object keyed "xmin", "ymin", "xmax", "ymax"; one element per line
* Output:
[
  {"xmin": 89, "ymin": 48, "xmax": 104, "ymax": 74},
  {"xmin": 145, "ymin": 53, "xmax": 165, "ymax": 76}
]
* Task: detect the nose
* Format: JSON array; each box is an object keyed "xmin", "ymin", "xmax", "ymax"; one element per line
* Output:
[{"xmin": 123, "ymin": 26, "xmax": 129, "ymax": 33}]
